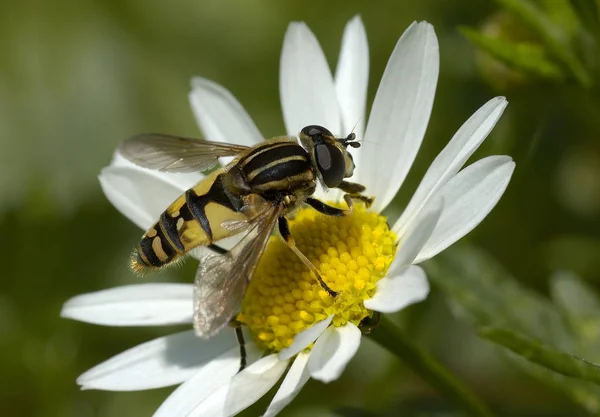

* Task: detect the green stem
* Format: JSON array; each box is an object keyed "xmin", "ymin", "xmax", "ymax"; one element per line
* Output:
[{"xmin": 369, "ymin": 316, "xmax": 495, "ymax": 417}]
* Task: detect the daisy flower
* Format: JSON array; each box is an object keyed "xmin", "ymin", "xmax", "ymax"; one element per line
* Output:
[{"xmin": 62, "ymin": 16, "xmax": 514, "ymax": 416}]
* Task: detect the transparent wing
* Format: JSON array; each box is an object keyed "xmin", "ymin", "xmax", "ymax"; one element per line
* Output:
[
  {"xmin": 193, "ymin": 203, "xmax": 283, "ymax": 338},
  {"xmin": 118, "ymin": 133, "xmax": 250, "ymax": 173}
]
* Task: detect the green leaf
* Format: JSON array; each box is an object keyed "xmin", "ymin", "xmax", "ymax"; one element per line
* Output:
[
  {"xmin": 551, "ymin": 271, "xmax": 600, "ymax": 359},
  {"xmin": 461, "ymin": 27, "xmax": 565, "ymax": 80},
  {"xmin": 494, "ymin": 0, "xmax": 592, "ymax": 86},
  {"xmin": 568, "ymin": 0, "xmax": 600, "ymax": 36},
  {"xmin": 479, "ymin": 326, "xmax": 600, "ymax": 385},
  {"xmin": 542, "ymin": 0, "xmax": 581, "ymax": 37},
  {"xmin": 426, "ymin": 246, "xmax": 600, "ymax": 414},
  {"xmin": 425, "ymin": 246, "xmax": 572, "ymax": 347}
]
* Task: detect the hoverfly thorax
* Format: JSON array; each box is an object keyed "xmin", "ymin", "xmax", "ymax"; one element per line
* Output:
[{"xmin": 299, "ymin": 125, "xmax": 360, "ymax": 188}]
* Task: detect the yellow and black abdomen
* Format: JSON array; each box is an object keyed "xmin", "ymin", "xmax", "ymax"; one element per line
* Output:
[
  {"xmin": 131, "ymin": 169, "xmax": 249, "ymax": 273},
  {"xmin": 238, "ymin": 141, "xmax": 315, "ymax": 193},
  {"xmin": 132, "ymin": 215, "xmax": 181, "ymax": 273}
]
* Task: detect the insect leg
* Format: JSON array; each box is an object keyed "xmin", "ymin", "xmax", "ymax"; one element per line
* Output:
[
  {"xmin": 305, "ymin": 182, "xmax": 373, "ymax": 219},
  {"xmin": 307, "ymin": 195, "xmax": 357, "ymax": 216},
  {"xmin": 305, "ymin": 197, "xmax": 348, "ymax": 216},
  {"xmin": 344, "ymin": 194, "xmax": 374, "ymax": 208},
  {"xmin": 278, "ymin": 216, "xmax": 338, "ymax": 297},
  {"xmin": 230, "ymin": 319, "xmax": 247, "ymax": 373},
  {"xmin": 207, "ymin": 244, "xmax": 228, "ymax": 255},
  {"xmin": 337, "ymin": 181, "xmax": 374, "ymax": 209},
  {"xmin": 306, "ymin": 193, "xmax": 370, "ymax": 218},
  {"xmin": 337, "ymin": 180, "xmax": 366, "ymax": 194}
]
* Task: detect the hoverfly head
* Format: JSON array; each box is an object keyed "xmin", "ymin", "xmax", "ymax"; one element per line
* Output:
[{"xmin": 300, "ymin": 125, "xmax": 357, "ymax": 188}]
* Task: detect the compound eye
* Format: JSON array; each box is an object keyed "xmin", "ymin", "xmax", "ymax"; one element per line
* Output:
[
  {"xmin": 301, "ymin": 125, "xmax": 333, "ymax": 142},
  {"xmin": 315, "ymin": 143, "xmax": 345, "ymax": 187}
]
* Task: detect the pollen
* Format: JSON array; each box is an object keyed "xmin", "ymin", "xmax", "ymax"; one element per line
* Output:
[{"xmin": 237, "ymin": 203, "xmax": 397, "ymax": 352}]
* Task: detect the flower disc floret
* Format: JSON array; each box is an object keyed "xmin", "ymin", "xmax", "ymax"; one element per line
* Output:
[{"xmin": 238, "ymin": 204, "xmax": 397, "ymax": 352}]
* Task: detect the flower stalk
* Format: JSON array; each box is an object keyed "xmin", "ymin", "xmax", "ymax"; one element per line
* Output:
[{"xmin": 369, "ymin": 316, "xmax": 496, "ymax": 417}]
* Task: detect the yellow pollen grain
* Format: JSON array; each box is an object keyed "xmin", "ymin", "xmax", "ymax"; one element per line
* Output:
[{"xmin": 237, "ymin": 202, "xmax": 397, "ymax": 352}]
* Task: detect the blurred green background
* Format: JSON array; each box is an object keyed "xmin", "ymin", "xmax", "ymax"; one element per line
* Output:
[{"xmin": 2, "ymin": 0, "xmax": 600, "ymax": 416}]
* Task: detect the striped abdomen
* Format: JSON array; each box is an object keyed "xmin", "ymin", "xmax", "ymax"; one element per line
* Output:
[
  {"xmin": 237, "ymin": 141, "xmax": 315, "ymax": 193},
  {"xmin": 131, "ymin": 170, "xmax": 248, "ymax": 273}
]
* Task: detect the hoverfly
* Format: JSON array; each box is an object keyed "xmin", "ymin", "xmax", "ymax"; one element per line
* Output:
[{"xmin": 119, "ymin": 125, "xmax": 371, "ymax": 339}]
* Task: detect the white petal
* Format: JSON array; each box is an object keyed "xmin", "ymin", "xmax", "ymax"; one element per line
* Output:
[
  {"xmin": 263, "ymin": 352, "xmax": 311, "ymax": 417},
  {"xmin": 154, "ymin": 339, "xmax": 261, "ymax": 417},
  {"xmin": 153, "ymin": 351, "xmax": 239, "ymax": 417},
  {"xmin": 364, "ymin": 265, "xmax": 429, "ymax": 313},
  {"xmin": 393, "ymin": 97, "xmax": 508, "ymax": 235},
  {"xmin": 99, "ymin": 162, "xmax": 199, "ymax": 230},
  {"xmin": 186, "ymin": 354, "xmax": 288, "ymax": 417},
  {"xmin": 415, "ymin": 156, "xmax": 515, "ymax": 263},
  {"xmin": 189, "ymin": 77, "xmax": 263, "ymax": 146},
  {"xmin": 111, "ymin": 152, "xmax": 203, "ymax": 191},
  {"xmin": 308, "ymin": 322, "xmax": 361, "ymax": 383},
  {"xmin": 335, "ymin": 15, "xmax": 369, "ymax": 140},
  {"xmin": 61, "ymin": 284, "xmax": 192, "ymax": 326},
  {"xmin": 394, "ymin": 198, "xmax": 443, "ymax": 266},
  {"xmin": 357, "ymin": 22, "xmax": 439, "ymax": 212},
  {"xmin": 77, "ymin": 330, "xmax": 239, "ymax": 391},
  {"xmin": 279, "ymin": 315, "xmax": 334, "ymax": 361},
  {"xmin": 280, "ymin": 22, "xmax": 341, "ymax": 136}
]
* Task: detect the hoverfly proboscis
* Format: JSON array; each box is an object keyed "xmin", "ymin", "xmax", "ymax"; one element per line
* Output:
[{"xmin": 119, "ymin": 125, "xmax": 372, "ymax": 339}]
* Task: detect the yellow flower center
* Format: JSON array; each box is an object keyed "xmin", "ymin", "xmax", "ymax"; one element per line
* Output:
[{"xmin": 237, "ymin": 203, "xmax": 397, "ymax": 352}]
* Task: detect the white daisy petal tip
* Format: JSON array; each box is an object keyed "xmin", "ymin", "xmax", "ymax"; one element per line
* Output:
[
  {"xmin": 342, "ymin": 14, "xmax": 367, "ymax": 50},
  {"xmin": 97, "ymin": 166, "xmax": 152, "ymax": 230},
  {"xmin": 407, "ymin": 20, "xmax": 437, "ymax": 43},
  {"xmin": 343, "ymin": 15, "xmax": 367, "ymax": 49},
  {"xmin": 288, "ymin": 20, "xmax": 307, "ymax": 30},
  {"xmin": 358, "ymin": 18, "xmax": 439, "ymax": 212},
  {"xmin": 280, "ymin": 20, "xmax": 340, "ymax": 136},
  {"xmin": 364, "ymin": 265, "xmax": 429, "ymax": 313},
  {"xmin": 308, "ymin": 322, "xmax": 361, "ymax": 383},
  {"xmin": 335, "ymin": 13, "xmax": 369, "ymax": 144},
  {"xmin": 60, "ymin": 284, "xmax": 193, "ymax": 326},
  {"xmin": 392, "ymin": 95, "xmax": 509, "ymax": 236},
  {"xmin": 190, "ymin": 75, "xmax": 213, "ymax": 89},
  {"xmin": 188, "ymin": 76, "xmax": 263, "ymax": 146},
  {"xmin": 494, "ymin": 95, "xmax": 508, "ymax": 106},
  {"xmin": 414, "ymin": 155, "xmax": 515, "ymax": 263},
  {"xmin": 349, "ymin": 13, "xmax": 363, "ymax": 23},
  {"xmin": 109, "ymin": 150, "xmax": 133, "ymax": 167},
  {"xmin": 278, "ymin": 315, "xmax": 334, "ymax": 361}
]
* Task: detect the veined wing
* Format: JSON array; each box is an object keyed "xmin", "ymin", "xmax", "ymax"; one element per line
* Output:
[
  {"xmin": 193, "ymin": 202, "xmax": 283, "ymax": 338},
  {"xmin": 119, "ymin": 133, "xmax": 250, "ymax": 173}
]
